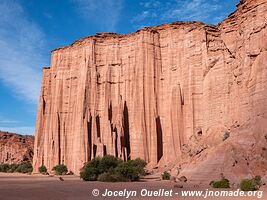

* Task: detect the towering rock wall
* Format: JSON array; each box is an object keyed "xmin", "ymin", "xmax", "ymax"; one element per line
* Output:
[
  {"xmin": 0, "ymin": 131, "xmax": 34, "ymax": 164},
  {"xmin": 33, "ymin": 0, "xmax": 267, "ymax": 176}
]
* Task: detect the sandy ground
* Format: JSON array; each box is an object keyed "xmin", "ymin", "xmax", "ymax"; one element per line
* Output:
[{"xmin": 0, "ymin": 173, "xmax": 265, "ymax": 200}]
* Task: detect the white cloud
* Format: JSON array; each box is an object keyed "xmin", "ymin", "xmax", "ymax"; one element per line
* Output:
[
  {"xmin": 0, "ymin": 126, "xmax": 35, "ymax": 135},
  {"xmin": 131, "ymin": 11, "xmax": 157, "ymax": 23},
  {"xmin": 163, "ymin": 0, "xmax": 221, "ymax": 22},
  {"xmin": 0, "ymin": 0, "xmax": 49, "ymax": 104},
  {"xmin": 0, "ymin": 119, "xmax": 19, "ymax": 125},
  {"xmin": 140, "ymin": 1, "xmax": 161, "ymax": 8},
  {"xmin": 72, "ymin": 0, "xmax": 124, "ymax": 32},
  {"xmin": 133, "ymin": 0, "xmax": 226, "ymax": 27},
  {"xmin": 0, "ymin": 115, "xmax": 19, "ymax": 126}
]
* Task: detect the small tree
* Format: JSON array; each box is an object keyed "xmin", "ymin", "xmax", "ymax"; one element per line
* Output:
[
  {"xmin": 80, "ymin": 157, "xmax": 101, "ymax": 181},
  {"xmin": 52, "ymin": 164, "xmax": 68, "ymax": 175},
  {"xmin": 127, "ymin": 158, "xmax": 147, "ymax": 176},
  {"xmin": 240, "ymin": 176, "xmax": 261, "ymax": 191},
  {"xmin": 210, "ymin": 178, "xmax": 230, "ymax": 188},
  {"xmin": 80, "ymin": 156, "xmax": 146, "ymax": 182},
  {"xmin": 116, "ymin": 161, "xmax": 140, "ymax": 181},
  {"xmin": 161, "ymin": 171, "xmax": 171, "ymax": 180},
  {"xmin": 80, "ymin": 165, "xmax": 99, "ymax": 181},
  {"xmin": 98, "ymin": 155, "xmax": 120, "ymax": 174},
  {"xmin": 39, "ymin": 165, "xmax": 47, "ymax": 174}
]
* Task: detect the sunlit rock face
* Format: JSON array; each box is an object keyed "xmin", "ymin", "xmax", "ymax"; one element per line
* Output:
[
  {"xmin": 33, "ymin": 0, "xmax": 267, "ymax": 179},
  {"xmin": 0, "ymin": 131, "xmax": 34, "ymax": 164}
]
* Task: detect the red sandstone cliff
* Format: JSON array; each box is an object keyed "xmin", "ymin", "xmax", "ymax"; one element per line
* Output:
[
  {"xmin": 0, "ymin": 131, "xmax": 34, "ymax": 164},
  {"xmin": 33, "ymin": 0, "xmax": 267, "ymax": 182}
]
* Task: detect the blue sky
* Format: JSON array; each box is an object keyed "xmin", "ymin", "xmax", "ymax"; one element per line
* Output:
[{"xmin": 0, "ymin": 0, "xmax": 239, "ymax": 135}]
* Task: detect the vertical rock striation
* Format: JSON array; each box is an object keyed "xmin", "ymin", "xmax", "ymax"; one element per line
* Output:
[{"xmin": 33, "ymin": 0, "xmax": 267, "ymax": 178}]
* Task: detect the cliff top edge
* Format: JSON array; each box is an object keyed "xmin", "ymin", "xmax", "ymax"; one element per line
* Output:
[
  {"xmin": 51, "ymin": 0, "xmax": 254, "ymax": 53},
  {"xmin": 52, "ymin": 21, "xmax": 206, "ymax": 52}
]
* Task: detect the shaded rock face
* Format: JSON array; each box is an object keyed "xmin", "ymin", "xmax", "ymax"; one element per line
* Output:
[
  {"xmin": 0, "ymin": 131, "xmax": 34, "ymax": 164},
  {"xmin": 33, "ymin": 0, "xmax": 267, "ymax": 180}
]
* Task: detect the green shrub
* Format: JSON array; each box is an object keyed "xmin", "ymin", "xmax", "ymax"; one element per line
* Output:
[
  {"xmin": 115, "ymin": 161, "xmax": 140, "ymax": 181},
  {"xmin": 0, "ymin": 163, "xmax": 32, "ymax": 173},
  {"xmin": 80, "ymin": 165, "xmax": 99, "ymax": 181},
  {"xmin": 127, "ymin": 158, "xmax": 147, "ymax": 176},
  {"xmin": 88, "ymin": 157, "xmax": 101, "ymax": 168},
  {"xmin": 97, "ymin": 171, "xmax": 128, "ymax": 182},
  {"xmin": 253, "ymin": 176, "xmax": 262, "ymax": 186},
  {"xmin": 80, "ymin": 157, "xmax": 102, "ymax": 181},
  {"xmin": 97, "ymin": 172, "xmax": 117, "ymax": 182},
  {"xmin": 80, "ymin": 156, "xmax": 147, "ymax": 182},
  {"xmin": 0, "ymin": 164, "xmax": 10, "ymax": 172},
  {"xmin": 8, "ymin": 164, "xmax": 19, "ymax": 173},
  {"xmin": 116, "ymin": 158, "xmax": 147, "ymax": 181},
  {"xmin": 210, "ymin": 178, "xmax": 230, "ymax": 188},
  {"xmin": 240, "ymin": 177, "xmax": 261, "ymax": 191},
  {"xmin": 161, "ymin": 171, "xmax": 171, "ymax": 180},
  {"xmin": 15, "ymin": 163, "xmax": 33, "ymax": 173},
  {"xmin": 98, "ymin": 155, "xmax": 120, "ymax": 174},
  {"xmin": 52, "ymin": 164, "xmax": 68, "ymax": 175},
  {"xmin": 39, "ymin": 165, "xmax": 47, "ymax": 174},
  {"xmin": 240, "ymin": 179, "xmax": 257, "ymax": 191}
]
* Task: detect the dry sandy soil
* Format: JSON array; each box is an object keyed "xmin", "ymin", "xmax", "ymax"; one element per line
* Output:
[{"xmin": 0, "ymin": 173, "xmax": 265, "ymax": 200}]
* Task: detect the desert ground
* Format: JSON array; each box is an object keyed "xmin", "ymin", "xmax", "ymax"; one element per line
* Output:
[{"xmin": 0, "ymin": 173, "xmax": 265, "ymax": 200}]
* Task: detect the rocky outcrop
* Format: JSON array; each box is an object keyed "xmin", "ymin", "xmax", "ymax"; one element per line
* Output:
[
  {"xmin": 33, "ymin": 0, "xmax": 267, "ymax": 181},
  {"xmin": 0, "ymin": 131, "xmax": 34, "ymax": 164}
]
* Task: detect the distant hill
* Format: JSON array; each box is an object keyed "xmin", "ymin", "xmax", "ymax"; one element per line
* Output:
[{"xmin": 0, "ymin": 131, "xmax": 34, "ymax": 164}]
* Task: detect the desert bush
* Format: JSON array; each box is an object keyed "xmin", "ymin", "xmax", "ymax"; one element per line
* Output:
[
  {"xmin": 240, "ymin": 176, "xmax": 261, "ymax": 191},
  {"xmin": 0, "ymin": 163, "xmax": 32, "ymax": 173},
  {"xmin": 8, "ymin": 164, "xmax": 19, "ymax": 173},
  {"xmin": 161, "ymin": 171, "xmax": 171, "ymax": 180},
  {"xmin": 127, "ymin": 158, "xmax": 147, "ymax": 176},
  {"xmin": 0, "ymin": 164, "xmax": 10, "ymax": 172},
  {"xmin": 115, "ymin": 161, "xmax": 140, "ymax": 181},
  {"xmin": 39, "ymin": 165, "xmax": 47, "ymax": 174},
  {"xmin": 240, "ymin": 179, "xmax": 258, "ymax": 191},
  {"xmin": 80, "ymin": 156, "xmax": 146, "ymax": 182},
  {"xmin": 115, "ymin": 158, "xmax": 147, "ymax": 181},
  {"xmin": 80, "ymin": 157, "xmax": 101, "ymax": 181},
  {"xmin": 97, "ymin": 171, "xmax": 128, "ymax": 182},
  {"xmin": 210, "ymin": 178, "xmax": 230, "ymax": 188},
  {"xmin": 15, "ymin": 163, "xmax": 33, "ymax": 173},
  {"xmin": 80, "ymin": 165, "xmax": 99, "ymax": 181},
  {"xmin": 52, "ymin": 164, "xmax": 68, "ymax": 175},
  {"xmin": 97, "ymin": 172, "xmax": 117, "ymax": 182},
  {"xmin": 89, "ymin": 157, "xmax": 101, "ymax": 168},
  {"xmin": 253, "ymin": 176, "xmax": 262, "ymax": 186},
  {"xmin": 98, "ymin": 155, "xmax": 120, "ymax": 174}
]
